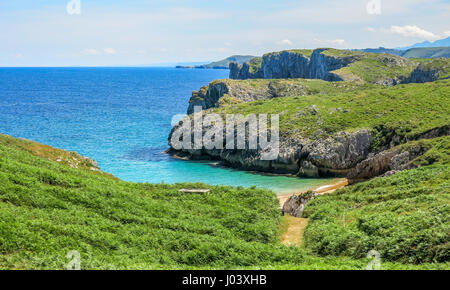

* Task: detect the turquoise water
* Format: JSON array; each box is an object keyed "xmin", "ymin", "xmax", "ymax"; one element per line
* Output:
[{"xmin": 0, "ymin": 67, "xmax": 333, "ymax": 194}]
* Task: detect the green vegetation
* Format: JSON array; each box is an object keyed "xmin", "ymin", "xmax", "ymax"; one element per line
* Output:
[
  {"xmin": 200, "ymin": 55, "xmax": 256, "ymax": 69},
  {"xmin": 215, "ymin": 79, "xmax": 450, "ymax": 142},
  {"xmin": 391, "ymin": 136, "xmax": 450, "ymax": 167},
  {"xmin": 1, "ymin": 134, "xmax": 447, "ymax": 269},
  {"xmin": 248, "ymin": 57, "xmax": 263, "ymax": 74},
  {"xmin": 235, "ymin": 48, "xmax": 450, "ymax": 84},
  {"xmin": 303, "ymin": 163, "xmax": 449, "ymax": 264},
  {"xmin": 403, "ymin": 47, "xmax": 450, "ymax": 59},
  {"xmin": 360, "ymin": 47, "xmax": 450, "ymax": 59},
  {"xmin": 333, "ymin": 53, "xmax": 416, "ymax": 83},
  {"xmin": 414, "ymin": 58, "xmax": 450, "ymax": 79},
  {"xmin": 263, "ymin": 49, "xmax": 314, "ymax": 59}
]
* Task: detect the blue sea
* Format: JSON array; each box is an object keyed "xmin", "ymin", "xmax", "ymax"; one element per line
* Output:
[{"xmin": 0, "ymin": 67, "xmax": 335, "ymax": 194}]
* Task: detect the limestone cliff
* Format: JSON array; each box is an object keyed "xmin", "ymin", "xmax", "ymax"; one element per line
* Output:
[
  {"xmin": 230, "ymin": 48, "xmax": 449, "ymax": 85},
  {"xmin": 230, "ymin": 49, "xmax": 357, "ymax": 81},
  {"xmin": 187, "ymin": 78, "xmax": 361, "ymax": 114}
]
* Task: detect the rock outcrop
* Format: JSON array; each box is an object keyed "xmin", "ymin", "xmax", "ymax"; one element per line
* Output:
[
  {"xmin": 347, "ymin": 128, "xmax": 450, "ymax": 183},
  {"xmin": 168, "ymin": 120, "xmax": 373, "ymax": 177},
  {"xmin": 282, "ymin": 191, "xmax": 317, "ymax": 218},
  {"xmin": 407, "ymin": 62, "xmax": 450, "ymax": 83},
  {"xmin": 187, "ymin": 79, "xmax": 329, "ymax": 114},
  {"xmin": 347, "ymin": 147, "xmax": 425, "ymax": 183}
]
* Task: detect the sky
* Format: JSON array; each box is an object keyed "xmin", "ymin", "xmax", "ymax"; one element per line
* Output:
[{"xmin": 1, "ymin": 0, "xmax": 449, "ymax": 66}]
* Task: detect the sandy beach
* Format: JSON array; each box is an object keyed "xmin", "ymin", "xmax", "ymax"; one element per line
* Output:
[{"xmin": 277, "ymin": 179, "xmax": 349, "ymax": 207}]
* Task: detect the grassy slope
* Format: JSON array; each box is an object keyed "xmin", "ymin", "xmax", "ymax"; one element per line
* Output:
[
  {"xmin": 201, "ymin": 55, "xmax": 256, "ymax": 68},
  {"xmin": 215, "ymin": 79, "xmax": 450, "ymax": 144},
  {"xmin": 324, "ymin": 51, "xmax": 417, "ymax": 83},
  {"xmin": 0, "ymin": 134, "xmax": 445, "ymax": 269},
  {"xmin": 303, "ymin": 163, "xmax": 449, "ymax": 264},
  {"xmin": 403, "ymin": 47, "xmax": 450, "ymax": 59}
]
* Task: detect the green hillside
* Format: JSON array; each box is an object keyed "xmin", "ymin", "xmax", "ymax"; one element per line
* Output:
[
  {"xmin": 360, "ymin": 47, "xmax": 450, "ymax": 59},
  {"xmin": 200, "ymin": 55, "xmax": 256, "ymax": 69},
  {"xmin": 305, "ymin": 159, "xmax": 450, "ymax": 264},
  {"xmin": 403, "ymin": 47, "xmax": 450, "ymax": 58},
  {"xmin": 1, "ymin": 134, "xmax": 447, "ymax": 269}
]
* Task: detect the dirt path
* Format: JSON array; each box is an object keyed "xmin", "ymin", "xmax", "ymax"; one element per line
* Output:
[
  {"xmin": 278, "ymin": 179, "xmax": 349, "ymax": 246},
  {"xmin": 281, "ymin": 216, "xmax": 309, "ymax": 246}
]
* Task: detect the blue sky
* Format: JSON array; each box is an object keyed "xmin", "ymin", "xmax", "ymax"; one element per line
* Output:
[{"xmin": 1, "ymin": 0, "xmax": 449, "ymax": 66}]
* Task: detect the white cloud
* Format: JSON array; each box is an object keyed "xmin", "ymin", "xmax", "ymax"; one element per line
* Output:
[
  {"xmin": 15, "ymin": 53, "xmax": 23, "ymax": 59},
  {"xmin": 444, "ymin": 31, "xmax": 450, "ymax": 37},
  {"xmin": 367, "ymin": 27, "xmax": 377, "ymax": 32},
  {"xmin": 332, "ymin": 39, "xmax": 346, "ymax": 45},
  {"xmin": 103, "ymin": 48, "xmax": 116, "ymax": 54},
  {"xmin": 277, "ymin": 39, "xmax": 293, "ymax": 46},
  {"xmin": 83, "ymin": 49, "xmax": 100, "ymax": 55},
  {"xmin": 313, "ymin": 38, "xmax": 346, "ymax": 47},
  {"xmin": 389, "ymin": 25, "xmax": 439, "ymax": 40}
]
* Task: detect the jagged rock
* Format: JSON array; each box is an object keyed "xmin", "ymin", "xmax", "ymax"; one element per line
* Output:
[
  {"xmin": 169, "ymin": 120, "xmax": 373, "ymax": 177},
  {"xmin": 408, "ymin": 62, "xmax": 449, "ymax": 83},
  {"xmin": 347, "ymin": 145, "xmax": 428, "ymax": 182},
  {"xmin": 304, "ymin": 130, "xmax": 372, "ymax": 172},
  {"xmin": 228, "ymin": 62, "xmax": 242, "ymax": 79},
  {"xmin": 282, "ymin": 191, "xmax": 317, "ymax": 218}
]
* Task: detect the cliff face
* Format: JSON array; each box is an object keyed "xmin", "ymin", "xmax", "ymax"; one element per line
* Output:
[
  {"xmin": 186, "ymin": 78, "xmax": 348, "ymax": 114},
  {"xmin": 408, "ymin": 63, "xmax": 449, "ymax": 83},
  {"xmin": 168, "ymin": 124, "xmax": 372, "ymax": 177},
  {"xmin": 230, "ymin": 49, "xmax": 357, "ymax": 81}
]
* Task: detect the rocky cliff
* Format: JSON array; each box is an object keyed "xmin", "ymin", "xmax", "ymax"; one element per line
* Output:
[
  {"xmin": 230, "ymin": 48, "xmax": 450, "ymax": 85},
  {"xmin": 168, "ymin": 122, "xmax": 372, "ymax": 177},
  {"xmin": 230, "ymin": 49, "xmax": 358, "ymax": 81},
  {"xmin": 186, "ymin": 78, "xmax": 362, "ymax": 114}
]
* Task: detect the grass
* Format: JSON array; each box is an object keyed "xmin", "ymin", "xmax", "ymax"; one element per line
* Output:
[
  {"xmin": 390, "ymin": 136, "xmax": 450, "ymax": 167},
  {"xmin": 333, "ymin": 53, "xmax": 416, "ymax": 83},
  {"xmin": 403, "ymin": 47, "xmax": 450, "ymax": 59},
  {"xmin": 248, "ymin": 57, "xmax": 263, "ymax": 74},
  {"xmin": 0, "ymin": 133, "xmax": 447, "ymax": 269},
  {"xmin": 303, "ymin": 164, "xmax": 450, "ymax": 264}
]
